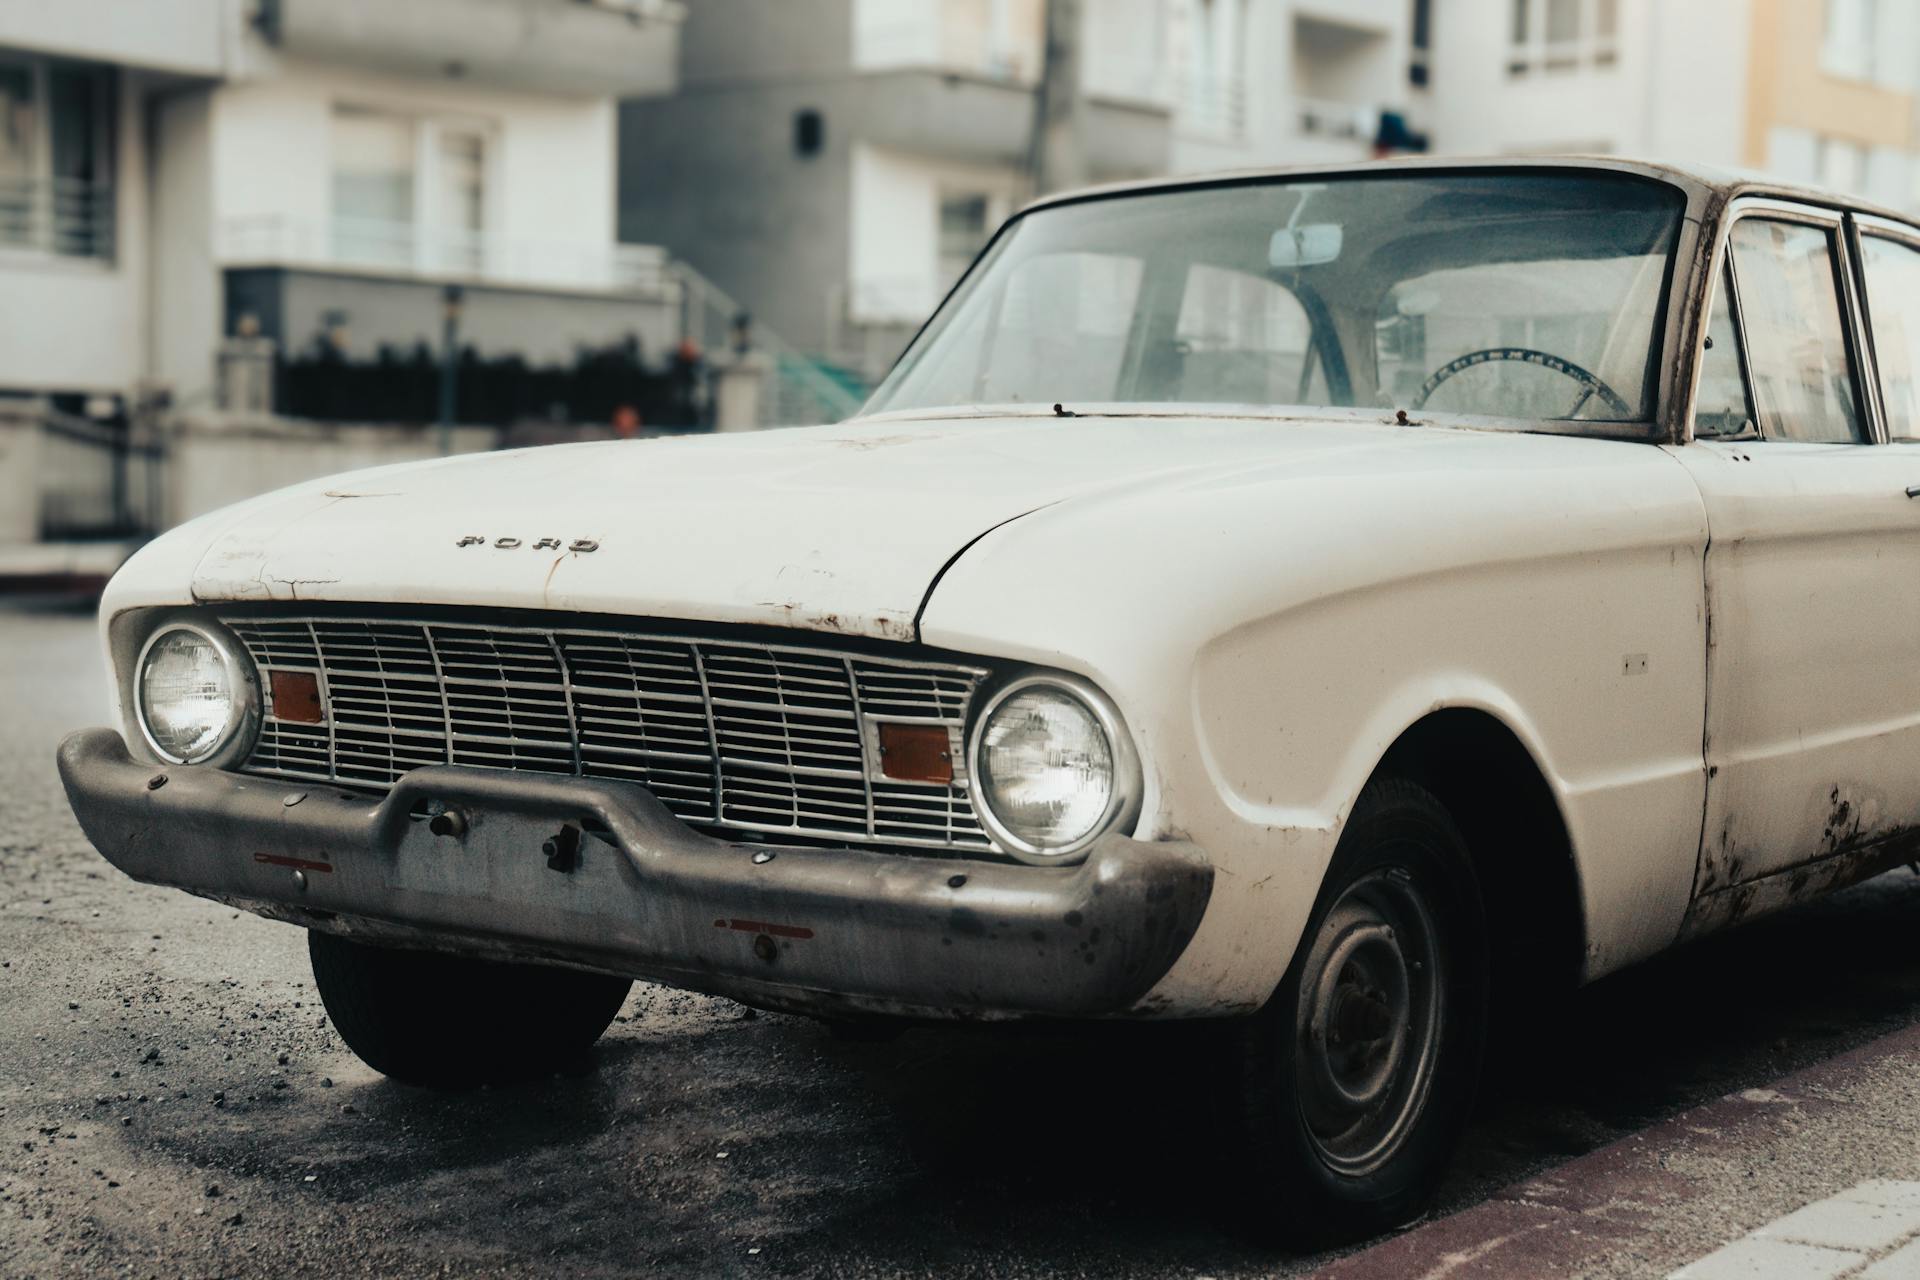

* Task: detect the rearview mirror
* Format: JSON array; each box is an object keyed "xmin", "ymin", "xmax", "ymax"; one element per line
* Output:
[{"xmin": 1269, "ymin": 223, "xmax": 1343, "ymax": 269}]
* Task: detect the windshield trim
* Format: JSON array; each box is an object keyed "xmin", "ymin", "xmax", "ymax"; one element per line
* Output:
[
  {"xmin": 849, "ymin": 400, "xmax": 1667, "ymax": 443},
  {"xmin": 860, "ymin": 165, "xmax": 1696, "ymax": 441}
]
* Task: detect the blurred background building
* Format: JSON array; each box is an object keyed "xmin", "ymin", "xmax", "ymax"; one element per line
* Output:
[
  {"xmin": 619, "ymin": 0, "xmax": 1416, "ymax": 380},
  {"xmin": 1426, "ymin": 0, "xmax": 1920, "ymax": 210},
  {"xmin": 2, "ymin": 0, "xmax": 1918, "ymax": 589}
]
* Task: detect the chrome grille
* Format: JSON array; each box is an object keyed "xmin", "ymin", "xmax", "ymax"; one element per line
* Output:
[{"xmin": 223, "ymin": 613, "xmax": 994, "ymax": 851}]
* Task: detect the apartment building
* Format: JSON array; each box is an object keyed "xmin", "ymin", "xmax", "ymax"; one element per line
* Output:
[
  {"xmin": 1167, "ymin": 0, "xmax": 1416, "ymax": 175},
  {"xmin": 0, "ymin": 0, "xmax": 683, "ymax": 416},
  {"xmin": 0, "ymin": 0, "xmax": 684, "ymax": 544},
  {"xmin": 1421, "ymin": 0, "xmax": 1752, "ymax": 161},
  {"xmin": 1422, "ymin": 0, "xmax": 1920, "ymax": 213},
  {"xmin": 618, "ymin": 0, "xmax": 1418, "ymax": 381},
  {"xmin": 1745, "ymin": 0, "xmax": 1920, "ymax": 208}
]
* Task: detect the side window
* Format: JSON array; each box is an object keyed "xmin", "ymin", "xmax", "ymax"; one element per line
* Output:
[
  {"xmin": 1727, "ymin": 219, "xmax": 1864, "ymax": 443},
  {"xmin": 1695, "ymin": 256, "xmax": 1755, "ymax": 437},
  {"xmin": 1861, "ymin": 234, "xmax": 1920, "ymax": 441}
]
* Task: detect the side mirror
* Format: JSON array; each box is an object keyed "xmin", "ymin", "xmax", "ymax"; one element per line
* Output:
[{"xmin": 1269, "ymin": 223, "xmax": 1343, "ymax": 269}]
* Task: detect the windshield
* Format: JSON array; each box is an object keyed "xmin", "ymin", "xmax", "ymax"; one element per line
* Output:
[{"xmin": 865, "ymin": 171, "xmax": 1685, "ymax": 429}]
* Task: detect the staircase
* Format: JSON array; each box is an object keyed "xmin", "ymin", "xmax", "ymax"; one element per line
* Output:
[{"xmin": 665, "ymin": 261, "xmax": 869, "ymax": 429}]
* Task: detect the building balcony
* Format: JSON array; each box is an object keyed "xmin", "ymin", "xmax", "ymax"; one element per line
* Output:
[
  {"xmin": 1294, "ymin": 96, "xmax": 1382, "ymax": 147},
  {"xmin": 1291, "ymin": 0, "xmax": 1403, "ymax": 35},
  {"xmin": 0, "ymin": 0, "xmax": 233, "ymax": 78},
  {"xmin": 853, "ymin": 0, "xmax": 1043, "ymax": 84},
  {"xmin": 0, "ymin": 176, "xmax": 114, "ymax": 263},
  {"xmin": 266, "ymin": 0, "xmax": 684, "ymax": 98},
  {"xmin": 847, "ymin": 69, "xmax": 1171, "ymax": 177},
  {"xmin": 1175, "ymin": 75, "xmax": 1250, "ymax": 140},
  {"xmin": 216, "ymin": 215, "xmax": 669, "ymax": 297}
]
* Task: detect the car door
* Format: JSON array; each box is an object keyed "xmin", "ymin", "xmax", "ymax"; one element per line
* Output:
[{"xmin": 1674, "ymin": 199, "xmax": 1920, "ymax": 909}]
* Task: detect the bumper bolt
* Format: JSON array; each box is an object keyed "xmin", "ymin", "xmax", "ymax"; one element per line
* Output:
[
  {"xmin": 751, "ymin": 934, "xmax": 777, "ymax": 963},
  {"xmin": 751, "ymin": 850, "xmax": 775, "ymax": 866},
  {"xmin": 428, "ymin": 810, "xmax": 468, "ymax": 838},
  {"xmin": 291, "ymin": 870, "xmax": 308, "ymax": 893},
  {"xmin": 947, "ymin": 874, "xmax": 967, "ymax": 889},
  {"xmin": 282, "ymin": 791, "xmax": 306, "ymax": 808},
  {"xmin": 146, "ymin": 774, "xmax": 167, "ymax": 791}
]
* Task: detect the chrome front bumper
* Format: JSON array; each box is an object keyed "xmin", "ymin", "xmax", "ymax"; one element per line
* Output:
[{"xmin": 57, "ymin": 728, "xmax": 1213, "ymax": 1020}]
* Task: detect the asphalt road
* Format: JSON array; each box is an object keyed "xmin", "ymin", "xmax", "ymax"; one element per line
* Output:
[{"xmin": 6, "ymin": 604, "xmax": 1920, "ymax": 1279}]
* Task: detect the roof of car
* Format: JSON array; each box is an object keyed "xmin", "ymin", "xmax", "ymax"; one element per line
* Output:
[{"xmin": 1021, "ymin": 154, "xmax": 1920, "ymax": 232}]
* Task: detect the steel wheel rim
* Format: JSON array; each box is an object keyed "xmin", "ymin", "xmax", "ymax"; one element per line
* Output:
[{"xmin": 1294, "ymin": 865, "xmax": 1443, "ymax": 1178}]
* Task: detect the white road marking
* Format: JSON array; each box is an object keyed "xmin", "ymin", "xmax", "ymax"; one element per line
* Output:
[{"xmin": 1670, "ymin": 1181, "xmax": 1920, "ymax": 1280}]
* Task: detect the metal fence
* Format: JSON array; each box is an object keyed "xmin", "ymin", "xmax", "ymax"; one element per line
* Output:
[
  {"xmin": 0, "ymin": 175, "xmax": 114, "ymax": 259},
  {"xmin": 668, "ymin": 262, "xmax": 869, "ymax": 428},
  {"xmin": 32, "ymin": 407, "xmax": 164, "ymax": 541},
  {"xmin": 218, "ymin": 214, "xmax": 671, "ymax": 296}
]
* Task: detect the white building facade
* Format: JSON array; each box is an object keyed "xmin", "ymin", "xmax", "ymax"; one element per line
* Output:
[
  {"xmin": 1420, "ymin": 0, "xmax": 1920, "ymax": 213},
  {"xmin": 0, "ymin": 0, "xmax": 683, "ymax": 415},
  {"xmin": 621, "ymin": 0, "xmax": 1419, "ymax": 381}
]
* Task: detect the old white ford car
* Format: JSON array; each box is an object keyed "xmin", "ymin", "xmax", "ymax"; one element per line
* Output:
[{"xmin": 58, "ymin": 157, "xmax": 1920, "ymax": 1241}]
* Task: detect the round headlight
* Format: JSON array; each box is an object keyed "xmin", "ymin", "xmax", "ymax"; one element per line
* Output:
[
  {"xmin": 971, "ymin": 676, "xmax": 1134, "ymax": 862},
  {"xmin": 136, "ymin": 624, "xmax": 246, "ymax": 764}
]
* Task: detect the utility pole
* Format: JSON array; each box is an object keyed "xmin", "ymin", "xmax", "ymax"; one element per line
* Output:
[
  {"xmin": 437, "ymin": 285, "xmax": 464, "ymax": 455},
  {"xmin": 1026, "ymin": 0, "xmax": 1087, "ymax": 198}
]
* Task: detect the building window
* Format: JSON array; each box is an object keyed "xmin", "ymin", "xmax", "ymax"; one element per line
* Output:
[
  {"xmin": 938, "ymin": 192, "xmax": 992, "ymax": 289},
  {"xmin": 1176, "ymin": 0, "xmax": 1248, "ymax": 138},
  {"xmin": 1822, "ymin": 0, "xmax": 1906, "ymax": 86},
  {"xmin": 1409, "ymin": 0, "xmax": 1432, "ymax": 87},
  {"xmin": 1507, "ymin": 0, "xmax": 1618, "ymax": 77},
  {"xmin": 330, "ymin": 104, "xmax": 490, "ymax": 276},
  {"xmin": 1823, "ymin": 0, "xmax": 1870, "ymax": 80},
  {"xmin": 0, "ymin": 54, "xmax": 112, "ymax": 260},
  {"xmin": 331, "ymin": 106, "xmax": 414, "ymax": 268},
  {"xmin": 1815, "ymin": 136, "xmax": 1867, "ymax": 194},
  {"xmin": 326, "ymin": 106, "xmax": 487, "ymax": 276}
]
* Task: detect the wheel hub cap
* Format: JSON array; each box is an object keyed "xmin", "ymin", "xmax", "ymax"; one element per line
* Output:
[{"xmin": 1295, "ymin": 868, "xmax": 1442, "ymax": 1177}]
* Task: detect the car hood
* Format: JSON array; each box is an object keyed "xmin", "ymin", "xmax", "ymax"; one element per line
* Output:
[{"xmin": 184, "ymin": 411, "xmax": 1462, "ymax": 640}]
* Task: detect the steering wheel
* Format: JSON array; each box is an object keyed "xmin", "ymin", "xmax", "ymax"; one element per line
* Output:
[{"xmin": 1412, "ymin": 347, "xmax": 1631, "ymax": 418}]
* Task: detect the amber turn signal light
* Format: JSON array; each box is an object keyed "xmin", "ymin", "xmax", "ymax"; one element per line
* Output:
[
  {"xmin": 269, "ymin": 670, "xmax": 324, "ymax": 724},
  {"xmin": 877, "ymin": 722, "xmax": 954, "ymax": 784}
]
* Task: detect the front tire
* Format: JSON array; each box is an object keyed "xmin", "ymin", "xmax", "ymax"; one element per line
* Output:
[
  {"xmin": 308, "ymin": 932, "xmax": 632, "ymax": 1088},
  {"xmin": 1224, "ymin": 777, "xmax": 1488, "ymax": 1245}
]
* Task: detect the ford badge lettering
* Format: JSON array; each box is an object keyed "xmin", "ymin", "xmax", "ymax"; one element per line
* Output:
[{"xmin": 455, "ymin": 536, "xmax": 599, "ymax": 552}]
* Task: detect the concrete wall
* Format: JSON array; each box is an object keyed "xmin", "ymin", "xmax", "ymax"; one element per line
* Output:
[
  {"xmin": 0, "ymin": 68, "xmax": 155, "ymax": 398},
  {"xmin": 1644, "ymin": 0, "xmax": 1752, "ymax": 166},
  {"xmin": 0, "ymin": 413, "xmax": 44, "ymax": 543},
  {"xmin": 151, "ymin": 86, "xmax": 221, "ymax": 406},
  {"xmin": 677, "ymin": 0, "xmax": 857, "ymax": 81},
  {"xmin": 621, "ymin": 84, "xmax": 857, "ymax": 359},
  {"xmin": 164, "ymin": 414, "xmax": 497, "ymax": 527},
  {"xmin": 273, "ymin": 0, "xmax": 681, "ymax": 99},
  {"xmin": 0, "ymin": 0, "xmax": 238, "ymax": 78}
]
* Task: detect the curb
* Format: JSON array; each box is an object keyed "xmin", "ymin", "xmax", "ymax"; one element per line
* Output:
[{"xmin": 1314, "ymin": 1021, "xmax": 1920, "ymax": 1279}]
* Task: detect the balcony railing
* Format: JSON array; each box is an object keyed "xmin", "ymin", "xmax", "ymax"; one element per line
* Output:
[
  {"xmin": 216, "ymin": 214, "xmax": 671, "ymax": 295},
  {"xmin": 855, "ymin": 2, "xmax": 1042, "ymax": 82},
  {"xmin": 1176, "ymin": 75, "xmax": 1249, "ymax": 138},
  {"xmin": 1295, "ymin": 96, "xmax": 1381, "ymax": 145},
  {"xmin": 0, "ymin": 176, "xmax": 114, "ymax": 260}
]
